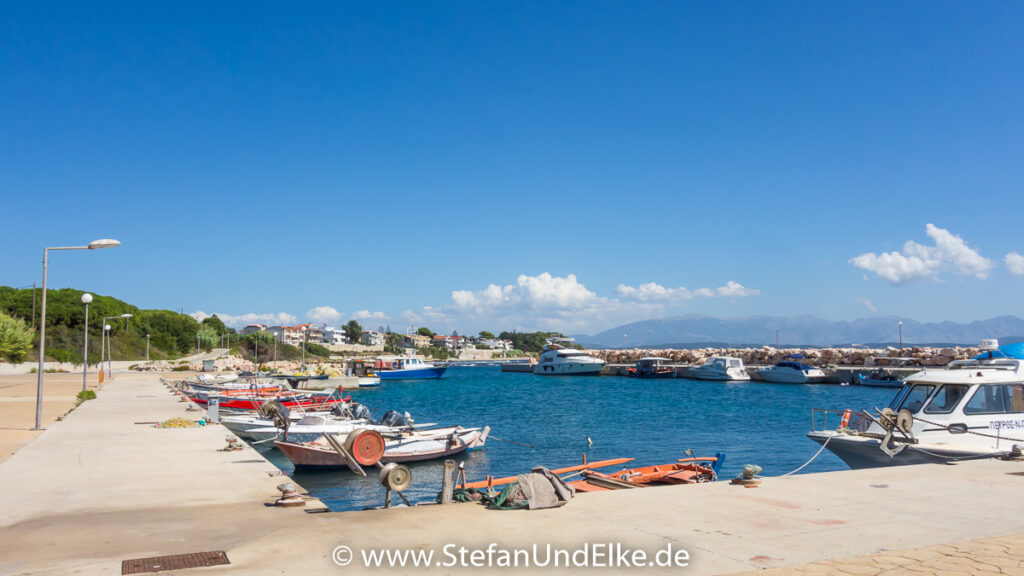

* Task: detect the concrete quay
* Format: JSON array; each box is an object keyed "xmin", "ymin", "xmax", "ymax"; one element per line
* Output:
[{"xmin": 1, "ymin": 373, "xmax": 1023, "ymax": 575}]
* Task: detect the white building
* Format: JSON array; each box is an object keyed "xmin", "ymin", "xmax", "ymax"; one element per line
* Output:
[
  {"xmin": 361, "ymin": 330, "xmax": 385, "ymax": 347},
  {"xmin": 323, "ymin": 327, "xmax": 348, "ymax": 345}
]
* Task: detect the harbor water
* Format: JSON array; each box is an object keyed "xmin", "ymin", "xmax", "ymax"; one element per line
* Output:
[{"xmin": 264, "ymin": 365, "xmax": 895, "ymax": 511}]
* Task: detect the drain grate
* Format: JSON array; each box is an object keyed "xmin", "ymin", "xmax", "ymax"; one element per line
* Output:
[{"xmin": 122, "ymin": 551, "xmax": 230, "ymax": 574}]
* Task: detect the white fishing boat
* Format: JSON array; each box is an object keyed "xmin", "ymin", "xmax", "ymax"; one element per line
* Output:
[
  {"xmin": 533, "ymin": 338, "xmax": 605, "ymax": 376},
  {"xmin": 275, "ymin": 425, "xmax": 490, "ymax": 469},
  {"xmin": 687, "ymin": 356, "xmax": 750, "ymax": 381},
  {"xmin": 808, "ymin": 340, "xmax": 1024, "ymax": 468},
  {"xmin": 756, "ymin": 356, "xmax": 827, "ymax": 384},
  {"xmin": 245, "ymin": 410, "xmax": 414, "ymax": 446},
  {"xmin": 221, "ymin": 410, "xmax": 337, "ymax": 441}
]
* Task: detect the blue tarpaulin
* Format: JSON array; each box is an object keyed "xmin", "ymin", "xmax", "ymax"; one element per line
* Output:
[{"xmin": 974, "ymin": 343, "xmax": 1024, "ymax": 360}]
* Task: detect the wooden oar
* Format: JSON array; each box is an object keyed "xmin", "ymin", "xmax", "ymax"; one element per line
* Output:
[
  {"xmin": 676, "ymin": 457, "xmax": 719, "ymax": 464},
  {"xmin": 462, "ymin": 457, "xmax": 634, "ymax": 490}
]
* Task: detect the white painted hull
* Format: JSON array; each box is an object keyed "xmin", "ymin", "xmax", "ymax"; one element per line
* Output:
[
  {"xmin": 688, "ymin": 368, "xmax": 750, "ymax": 381},
  {"xmin": 533, "ymin": 361, "xmax": 605, "ymax": 375},
  {"xmin": 757, "ymin": 367, "xmax": 827, "ymax": 384}
]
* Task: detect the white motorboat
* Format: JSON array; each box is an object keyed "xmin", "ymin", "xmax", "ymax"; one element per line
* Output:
[
  {"xmin": 808, "ymin": 340, "xmax": 1024, "ymax": 468},
  {"xmin": 533, "ymin": 339, "xmax": 605, "ymax": 376},
  {"xmin": 221, "ymin": 410, "xmax": 336, "ymax": 441},
  {"xmin": 687, "ymin": 356, "xmax": 750, "ymax": 381},
  {"xmin": 757, "ymin": 360, "xmax": 827, "ymax": 384}
]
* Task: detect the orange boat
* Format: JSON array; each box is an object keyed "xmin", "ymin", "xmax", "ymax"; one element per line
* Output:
[{"xmin": 569, "ymin": 454, "xmax": 725, "ymax": 492}]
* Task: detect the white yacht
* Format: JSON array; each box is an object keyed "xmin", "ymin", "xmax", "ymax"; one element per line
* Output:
[
  {"xmin": 687, "ymin": 356, "xmax": 750, "ymax": 381},
  {"xmin": 757, "ymin": 360, "xmax": 827, "ymax": 384},
  {"xmin": 808, "ymin": 340, "xmax": 1024, "ymax": 468},
  {"xmin": 533, "ymin": 339, "xmax": 606, "ymax": 376}
]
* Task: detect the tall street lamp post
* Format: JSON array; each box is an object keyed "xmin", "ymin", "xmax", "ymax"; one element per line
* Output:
[
  {"xmin": 103, "ymin": 324, "xmax": 111, "ymax": 377},
  {"xmin": 301, "ymin": 326, "xmax": 308, "ymax": 367},
  {"xmin": 35, "ymin": 239, "xmax": 120, "ymax": 430},
  {"xmin": 81, "ymin": 294, "xmax": 92, "ymax": 392},
  {"xmin": 898, "ymin": 321, "xmax": 903, "ymax": 354},
  {"xmin": 146, "ymin": 334, "xmax": 150, "ymax": 361},
  {"xmin": 102, "ymin": 313, "xmax": 132, "ymax": 379}
]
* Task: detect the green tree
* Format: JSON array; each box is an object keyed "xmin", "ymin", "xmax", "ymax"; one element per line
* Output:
[
  {"xmin": 478, "ymin": 330, "xmax": 495, "ymax": 339},
  {"xmin": 416, "ymin": 327, "xmax": 435, "ymax": 337},
  {"xmin": 0, "ymin": 312, "xmax": 33, "ymax": 362},
  {"xmin": 197, "ymin": 325, "xmax": 218, "ymax": 350},
  {"xmin": 343, "ymin": 320, "xmax": 363, "ymax": 344},
  {"xmin": 423, "ymin": 345, "xmax": 451, "ymax": 360},
  {"xmin": 384, "ymin": 332, "xmax": 404, "ymax": 354},
  {"xmin": 201, "ymin": 315, "xmax": 231, "ymax": 335}
]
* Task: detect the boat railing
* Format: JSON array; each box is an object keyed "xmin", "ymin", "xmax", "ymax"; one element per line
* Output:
[{"xmin": 810, "ymin": 408, "xmax": 871, "ymax": 433}]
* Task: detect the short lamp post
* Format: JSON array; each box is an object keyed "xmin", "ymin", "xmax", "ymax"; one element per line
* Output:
[
  {"xmin": 35, "ymin": 238, "xmax": 120, "ymax": 430},
  {"xmin": 81, "ymin": 294, "xmax": 92, "ymax": 392}
]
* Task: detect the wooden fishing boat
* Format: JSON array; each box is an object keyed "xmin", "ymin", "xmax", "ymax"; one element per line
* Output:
[
  {"xmin": 569, "ymin": 455, "xmax": 723, "ymax": 492},
  {"xmin": 275, "ymin": 426, "xmax": 490, "ymax": 470}
]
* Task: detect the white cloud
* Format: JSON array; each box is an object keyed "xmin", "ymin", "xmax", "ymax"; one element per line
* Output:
[
  {"xmin": 190, "ymin": 311, "xmax": 298, "ymax": 329},
  {"xmin": 849, "ymin": 224, "xmax": 994, "ymax": 284},
  {"xmin": 403, "ymin": 273, "xmax": 758, "ymax": 334},
  {"xmin": 615, "ymin": 280, "xmax": 759, "ymax": 301},
  {"xmin": 352, "ymin": 310, "xmax": 387, "ymax": 321},
  {"xmin": 1006, "ymin": 252, "xmax": 1024, "ymax": 276},
  {"xmin": 854, "ymin": 296, "xmax": 877, "ymax": 313},
  {"xmin": 452, "ymin": 273, "xmax": 598, "ymax": 311},
  {"xmin": 307, "ymin": 306, "xmax": 342, "ymax": 324}
]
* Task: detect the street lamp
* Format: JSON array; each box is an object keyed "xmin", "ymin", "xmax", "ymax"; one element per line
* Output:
[
  {"xmin": 898, "ymin": 321, "xmax": 903, "ymax": 355},
  {"xmin": 81, "ymin": 294, "xmax": 92, "ymax": 392},
  {"xmin": 301, "ymin": 326, "xmax": 308, "ymax": 367},
  {"xmin": 146, "ymin": 334, "xmax": 150, "ymax": 361},
  {"xmin": 103, "ymin": 324, "xmax": 111, "ymax": 378},
  {"xmin": 101, "ymin": 314, "xmax": 132, "ymax": 379},
  {"xmin": 34, "ymin": 238, "xmax": 120, "ymax": 430}
]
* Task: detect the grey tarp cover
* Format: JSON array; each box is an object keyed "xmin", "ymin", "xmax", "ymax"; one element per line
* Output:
[{"xmin": 515, "ymin": 466, "xmax": 576, "ymax": 510}]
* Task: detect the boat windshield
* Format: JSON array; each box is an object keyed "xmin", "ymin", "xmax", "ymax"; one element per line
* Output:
[
  {"xmin": 923, "ymin": 384, "xmax": 969, "ymax": 414},
  {"xmin": 895, "ymin": 384, "xmax": 936, "ymax": 413},
  {"xmin": 886, "ymin": 385, "xmax": 912, "ymax": 410}
]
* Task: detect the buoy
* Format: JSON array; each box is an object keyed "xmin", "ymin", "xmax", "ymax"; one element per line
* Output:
[{"xmin": 840, "ymin": 409, "xmax": 852, "ymax": 429}]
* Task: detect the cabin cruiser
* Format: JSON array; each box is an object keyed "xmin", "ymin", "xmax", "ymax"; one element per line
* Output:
[
  {"xmin": 756, "ymin": 359, "xmax": 827, "ymax": 384},
  {"xmin": 533, "ymin": 339, "xmax": 606, "ymax": 376},
  {"xmin": 808, "ymin": 340, "xmax": 1024, "ymax": 468},
  {"xmin": 687, "ymin": 356, "xmax": 750, "ymax": 381},
  {"xmin": 376, "ymin": 355, "xmax": 447, "ymax": 380}
]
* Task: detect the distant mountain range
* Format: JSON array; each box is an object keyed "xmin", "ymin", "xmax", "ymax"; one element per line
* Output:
[{"xmin": 575, "ymin": 314, "xmax": 1024, "ymax": 349}]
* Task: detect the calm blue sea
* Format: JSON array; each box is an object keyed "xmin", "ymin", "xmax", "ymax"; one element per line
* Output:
[{"xmin": 263, "ymin": 366, "xmax": 895, "ymax": 511}]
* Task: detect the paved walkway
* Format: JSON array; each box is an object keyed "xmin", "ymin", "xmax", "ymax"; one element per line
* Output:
[
  {"xmin": 0, "ymin": 372, "xmax": 103, "ymax": 463},
  {"xmin": 1, "ymin": 373, "xmax": 1023, "ymax": 575},
  {"xmin": 738, "ymin": 533, "xmax": 1024, "ymax": 575}
]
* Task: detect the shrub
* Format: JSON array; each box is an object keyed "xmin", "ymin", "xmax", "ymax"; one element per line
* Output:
[
  {"xmin": 0, "ymin": 312, "xmax": 33, "ymax": 362},
  {"xmin": 76, "ymin": 390, "xmax": 96, "ymax": 401}
]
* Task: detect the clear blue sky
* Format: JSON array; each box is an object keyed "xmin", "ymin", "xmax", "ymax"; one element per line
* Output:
[{"xmin": 3, "ymin": 2, "xmax": 1023, "ymax": 334}]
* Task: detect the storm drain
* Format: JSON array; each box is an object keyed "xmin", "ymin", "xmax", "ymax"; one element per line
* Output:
[{"xmin": 122, "ymin": 551, "xmax": 230, "ymax": 574}]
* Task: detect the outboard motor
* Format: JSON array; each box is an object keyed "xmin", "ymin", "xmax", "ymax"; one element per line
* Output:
[
  {"xmin": 377, "ymin": 410, "xmax": 408, "ymax": 428},
  {"xmin": 350, "ymin": 403, "xmax": 372, "ymax": 422}
]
